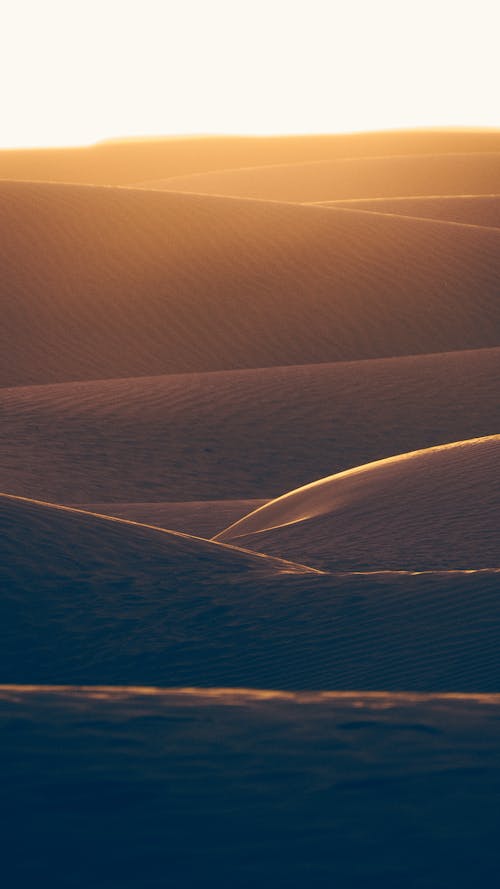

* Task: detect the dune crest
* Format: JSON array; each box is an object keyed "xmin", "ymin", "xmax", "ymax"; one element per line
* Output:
[
  {"xmin": 317, "ymin": 194, "xmax": 500, "ymax": 228},
  {"xmin": 215, "ymin": 436, "xmax": 500, "ymax": 571},
  {"xmin": 141, "ymin": 152, "xmax": 500, "ymax": 202}
]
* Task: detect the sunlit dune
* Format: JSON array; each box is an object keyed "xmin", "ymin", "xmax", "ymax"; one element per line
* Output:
[
  {"xmin": 2, "ymin": 490, "xmax": 500, "ymax": 691},
  {"xmin": 319, "ymin": 194, "xmax": 500, "ymax": 228},
  {"xmin": 140, "ymin": 152, "xmax": 500, "ymax": 202},
  {"xmin": 1, "ymin": 129, "xmax": 500, "ymax": 186},
  {"xmin": 4, "ymin": 182, "xmax": 500, "ymax": 386},
  {"xmin": 1, "ymin": 348, "xmax": 499, "ymax": 508},
  {"xmin": 216, "ymin": 436, "xmax": 500, "ymax": 572}
]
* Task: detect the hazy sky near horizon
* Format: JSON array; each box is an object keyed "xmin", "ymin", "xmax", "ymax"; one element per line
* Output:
[{"xmin": 2, "ymin": 0, "xmax": 500, "ymax": 148}]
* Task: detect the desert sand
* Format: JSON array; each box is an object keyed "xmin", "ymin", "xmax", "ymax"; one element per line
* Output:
[
  {"xmin": 1, "ymin": 130, "xmax": 499, "ymax": 886},
  {"xmin": 2, "ymin": 687, "xmax": 500, "ymax": 888},
  {"xmin": 140, "ymin": 152, "xmax": 500, "ymax": 201},
  {"xmin": 318, "ymin": 194, "xmax": 500, "ymax": 227}
]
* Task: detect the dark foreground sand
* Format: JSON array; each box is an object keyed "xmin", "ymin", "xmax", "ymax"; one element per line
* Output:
[{"xmin": 1, "ymin": 687, "xmax": 499, "ymax": 888}]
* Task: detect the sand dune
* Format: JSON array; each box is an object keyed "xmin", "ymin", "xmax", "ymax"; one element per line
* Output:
[
  {"xmin": 216, "ymin": 436, "xmax": 500, "ymax": 571},
  {"xmin": 2, "ymin": 686, "xmax": 500, "ymax": 887},
  {"xmin": 3, "ymin": 132, "xmax": 500, "ymax": 886},
  {"xmin": 75, "ymin": 500, "xmax": 266, "ymax": 538},
  {"xmin": 319, "ymin": 194, "xmax": 500, "ymax": 227},
  {"xmin": 140, "ymin": 152, "xmax": 500, "ymax": 202},
  {"xmin": 2, "ymin": 492, "xmax": 500, "ymax": 691},
  {"xmin": 3, "ymin": 182, "xmax": 500, "ymax": 386},
  {"xmin": 2, "ymin": 129, "xmax": 500, "ymax": 186},
  {"xmin": 1, "ymin": 348, "xmax": 498, "ymax": 506}
]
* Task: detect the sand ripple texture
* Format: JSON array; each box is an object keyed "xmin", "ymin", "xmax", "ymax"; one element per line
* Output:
[{"xmin": 3, "ymin": 182, "xmax": 500, "ymax": 386}]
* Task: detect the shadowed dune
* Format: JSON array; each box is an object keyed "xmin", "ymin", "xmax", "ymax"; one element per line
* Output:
[
  {"xmin": 4, "ymin": 183, "xmax": 500, "ymax": 386},
  {"xmin": 1, "ymin": 348, "xmax": 499, "ymax": 505},
  {"xmin": 1, "ymin": 492, "xmax": 500, "ymax": 691},
  {"xmin": 75, "ymin": 500, "xmax": 266, "ymax": 538},
  {"xmin": 1, "ymin": 687, "xmax": 500, "ymax": 887},
  {"xmin": 318, "ymin": 194, "xmax": 500, "ymax": 227},
  {"xmin": 2, "ymin": 129, "xmax": 500, "ymax": 186},
  {"xmin": 141, "ymin": 152, "xmax": 500, "ymax": 201},
  {"xmin": 216, "ymin": 436, "xmax": 500, "ymax": 571}
]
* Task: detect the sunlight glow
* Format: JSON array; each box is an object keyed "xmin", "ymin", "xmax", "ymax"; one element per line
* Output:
[{"xmin": 2, "ymin": 0, "xmax": 500, "ymax": 148}]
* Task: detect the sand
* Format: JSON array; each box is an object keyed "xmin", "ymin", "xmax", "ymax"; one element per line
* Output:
[
  {"xmin": 215, "ymin": 436, "xmax": 500, "ymax": 571},
  {"xmin": 1, "ymin": 687, "xmax": 499, "ymax": 888},
  {"xmin": 1, "ymin": 130, "xmax": 500, "ymax": 886},
  {"xmin": 3, "ymin": 183, "xmax": 500, "ymax": 386},
  {"xmin": 317, "ymin": 194, "xmax": 500, "ymax": 227},
  {"xmin": 1, "ymin": 348, "xmax": 499, "ymax": 509},
  {"xmin": 2, "ymin": 128, "xmax": 500, "ymax": 186},
  {"xmin": 142, "ymin": 152, "xmax": 500, "ymax": 201}
]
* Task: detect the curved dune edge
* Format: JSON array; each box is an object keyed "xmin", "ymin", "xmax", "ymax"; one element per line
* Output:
[
  {"xmin": 213, "ymin": 435, "xmax": 500, "ymax": 572},
  {"xmin": 215, "ymin": 434, "xmax": 500, "ymax": 541},
  {"xmin": 0, "ymin": 491, "xmax": 322, "ymax": 575},
  {"xmin": 315, "ymin": 194, "xmax": 500, "ymax": 229},
  {"xmin": 139, "ymin": 152, "xmax": 500, "ymax": 202},
  {"xmin": 1, "ymin": 685, "xmax": 500, "ymax": 706},
  {"xmin": 3, "ymin": 129, "xmax": 500, "ymax": 187}
]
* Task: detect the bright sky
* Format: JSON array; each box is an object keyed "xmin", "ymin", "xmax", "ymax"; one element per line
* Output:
[{"xmin": 2, "ymin": 0, "xmax": 500, "ymax": 148}]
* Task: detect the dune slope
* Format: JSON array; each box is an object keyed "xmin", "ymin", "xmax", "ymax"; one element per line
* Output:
[
  {"xmin": 1, "ymin": 493, "xmax": 500, "ymax": 690},
  {"xmin": 142, "ymin": 152, "xmax": 500, "ymax": 201},
  {"xmin": 3, "ymin": 183, "xmax": 500, "ymax": 386},
  {"xmin": 320, "ymin": 194, "xmax": 500, "ymax": 228},
  {"xmin": 2, "ymin": 129, "xmax": 500, "ymax": 186},
  {"xmin": 1, "ymin": 348, "xmax": 499, "ymax": 504},
  {"xmin": 216, "ymin": 436, "xmax": 500, "ymax": 571}
]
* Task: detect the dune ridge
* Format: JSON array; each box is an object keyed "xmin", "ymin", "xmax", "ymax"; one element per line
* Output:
[
  {"xmin": 4, "ymin": 182, "xmax": 500, "ymax": 386},
  {"xmin": 1, "ymin": 490, "xmax": 500, "ymax": 691},
  {"xmin": 317, "ymin": 194, "xmax": 500, "ymax": 228},
  {"xmin": 2, "ymin": 129, "xmax": 500, "ymax": 186},
  {"xmin": 140, "ymin": 152, "xmax": 500, "ymax": 202},
  {"xmin": 215, "ymin": 436, "xmax": 500, "ymax": 571}
]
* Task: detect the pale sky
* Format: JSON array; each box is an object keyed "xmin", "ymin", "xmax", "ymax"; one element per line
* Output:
[{"xmin": 2, "ymin": 0, "xmax": 500, "ymax": 148}]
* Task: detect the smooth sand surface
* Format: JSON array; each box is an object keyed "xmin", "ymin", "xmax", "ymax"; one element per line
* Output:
[
  {"xmin": 2, "ymin": 492, "xmax": 500, "ymax": 691},
  {"xmin": 4, "ymin": 182, "xmax": 500, "ymax": 386},
  {"xmin": 2, "ymin": 129, "xmax": 500, "ymax": 185},
  {"xmin": 2, "ymin": 348, "xmax": 498, "ymax": 504},
  {"xmin": 1, "ymin": 686, "xmax": 500, "ymax": 887},
  {"xmin": 142, "ymin": 152, "xmax": 500, "ymax": 201},
  {"xmin": 317, "ymin": 194, "xmax": 500, "ymax": 227},
  {"xmin": 215, "ymin": 436, "xmax": 500, "ymax": 571}
]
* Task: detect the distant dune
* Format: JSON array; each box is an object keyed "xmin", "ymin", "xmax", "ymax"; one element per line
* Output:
[
  {"xmin": 216, "ymin": 436, "xmax": 500, "ymax": 571},
  {"xmin": 3, "ymin": 182, "xmax": 500, "ymax": 386},
  {"xmin": 1, "ymin": 348, "xmax": 499, "ymax": 506},
  {"xmin": 2, "ymin": 129, "xmax": 500, "ymax": 186},
  {"xmin": 318, "ymin": 194, "xmax": 500, "ymax": 227},
  {"xmin": 2, "ymin": 687, "xmax": 500, "ymax": 888},
  {"xmin": 2, "ymin": 492, "xmax": 500, "ymax": 691},
  {"xmin": 141, "ymin": 152, "xmax": 500, "ymax": 201}
]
